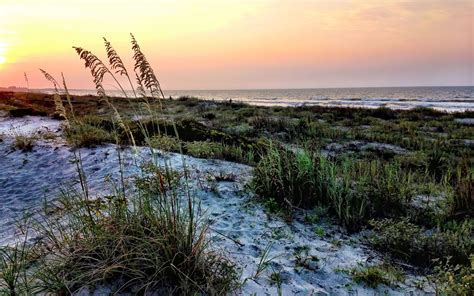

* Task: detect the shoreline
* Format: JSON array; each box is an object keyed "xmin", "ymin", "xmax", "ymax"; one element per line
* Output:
[{"xmin": 2, "ymin": 88, "xmax": 473, "ymax": 112}]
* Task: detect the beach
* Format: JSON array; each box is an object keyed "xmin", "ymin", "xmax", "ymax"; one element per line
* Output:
[{"xmin": 0, "ymin": 91, "xmax": 472, "ymax": 294}]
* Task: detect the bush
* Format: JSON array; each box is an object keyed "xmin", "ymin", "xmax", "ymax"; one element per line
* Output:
[
  {"xmin": 369, "ymin": 218, "xmax": 473, "ymax": 267},
  {"xmin": 13, "ymin": 135, "xmax": 35, "ymax": 151},
  {"xmin": 65, "ymin": 122, "xmax": 114, "ymax": 147},
  {"xmin": 148, "ymin": 134, "xmax": 181, "ymax": 152},
  {"xmin": 431, "ymin": 256, "xmax": 474, "ymax": 296}
]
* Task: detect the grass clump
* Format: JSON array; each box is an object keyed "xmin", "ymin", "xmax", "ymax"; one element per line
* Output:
[
  {"xmin": 28, "ymin": 161, "xmax": 238, "ymax": 294},
  {"xmin": 253, "ymin": 147, "xmax": 318, "ymax": 210},
  {"xmin": 350, "ymin": 264, "xmax": 404, "ymax": 288},
  {"xmin": 186, "ymin": 141, "xmax": 256, "ymax": 165},
  {"xmin": 253, "ymin": 145, "xmax": 414, "ymax": 231},
  {"xmin": 186, "ymin": 141, "xmax": 224, "ymax": 159},
  {"xmin": 448, "ymin": 167, "xmax": 474, "ymax": 219},
  {"xmin": 65, "ymin": 121, "xmax": 114, "ymax": 147},
  {"xmin": 0, "ymin": 240, "xmax": 30, "ymax": 295},
  {"xmin": 13, "ymin": 135, "xmax": 35, "ymax": 151}
]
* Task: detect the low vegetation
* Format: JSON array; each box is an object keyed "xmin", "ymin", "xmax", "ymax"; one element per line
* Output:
[
  {"xmin": 0, "ymin": 239, "xmax": 30, "ymax": 295},
  {"xmin": 369, "ymin": 218, "xmax": 473, "ymax": 267},
  {"xmin": 13, "ymin": 134, "xmax": 36, "ymax": 151},
  {"xmin": 0, "ymin": 34, "xmax": 239, "ymax": 295},
  {"xmin": 349, "ymin": 264, "xmax": 404, "ymax": 289},
  {"xmin": 431, "ymin": 256, "xmax": 474, "ymax": 295},
  {"xmin": 0, "ymin": 159, "xmax": 238, "ymax": 295},
  {"xmin": 33, "ymin": 162, "xmax": 237, "ymax": 294},
  {"xmin": 65, "ymin": 120, "xmax": 115, "ymax": 147},
  {"xmin": 253, "ymin": 146, "xmax": 419, "ymax": 231},
  {"xmin": 0, "ymin": 33, "xmax": 472, "ymax": 294}
]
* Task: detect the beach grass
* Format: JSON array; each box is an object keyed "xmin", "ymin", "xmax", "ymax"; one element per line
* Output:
[
  {"xmin": 0, "ymin": 34, "xmax": 472, "ymax": 294},
  {"xmin": 0, "ymin": 34, "xmax": 240, "ymax": 295},
  {"xmin": 28, "ymin": 161, "xmax": 238, "ymax": 295}
]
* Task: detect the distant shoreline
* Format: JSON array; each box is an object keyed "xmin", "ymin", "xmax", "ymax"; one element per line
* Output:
[
  {"xmin": 2, "ymin": 85, "xmax": 473, "ymax": 92},
  {"xmin": 3, "ymin": 86, "xmax": 473, "ymax": 112}
]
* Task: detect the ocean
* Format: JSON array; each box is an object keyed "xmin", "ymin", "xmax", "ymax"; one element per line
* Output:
[{"xmin": 38, "ymin": 86, "xmax": 474, "ymax": 112}]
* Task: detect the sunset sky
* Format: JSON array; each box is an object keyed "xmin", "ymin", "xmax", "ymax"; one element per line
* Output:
[{"xmin": 0, "ymin": 0, "xmax": 472, "ymax": 90}]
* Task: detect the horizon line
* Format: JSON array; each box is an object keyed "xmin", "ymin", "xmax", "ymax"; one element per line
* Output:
[{"xmin": 3, "ymin": 85, "xmax": 473, "ymax": 92}]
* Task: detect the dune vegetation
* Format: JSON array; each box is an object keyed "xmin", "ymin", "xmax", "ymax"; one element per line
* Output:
[{"xmin": 0, "ymin": 35, "xmax": 473, "ymax": 295}]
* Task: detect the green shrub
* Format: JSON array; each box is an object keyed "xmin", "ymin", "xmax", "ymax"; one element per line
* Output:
[
  {"xmin": 65, "ymin": 122, "xmax": 114, "ymax": 147},
  {"xmin": 369, "ymin": 218, "xmax": 473, "ymax": 267},
  {"xmin": 148, "ymin": 134, "xmax": 181, "ymax": 152},
  {"xmin": 431, "ymin": 256, "xmax": 474, "ymax": 296}
]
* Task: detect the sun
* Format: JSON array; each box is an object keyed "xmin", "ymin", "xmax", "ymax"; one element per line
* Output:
[{"xmin": 0, "ymin": 55, "xmax": 5, "ymax": 64}]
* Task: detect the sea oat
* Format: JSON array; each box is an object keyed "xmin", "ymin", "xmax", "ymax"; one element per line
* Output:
[
  {"xmin": 130, "ymin": 33, "xmax": 165, "ymax": 100},
  {"xmin": 103, "ymin": 37, "xmax": 137, "ymax": 98}
]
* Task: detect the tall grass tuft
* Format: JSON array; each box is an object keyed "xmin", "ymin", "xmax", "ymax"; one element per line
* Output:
[
  {"xmin": 253, "ymin": 145, "xmax": 414, "ymax": 230},
  {"xmin": 253, "ymin": 146, "xmax": 318, "ymax": 210},
  {"xmin": 30, "ymin": 160, "xmax": 237, "ymax": 294},
  {"xmin": 0, "ymin": 233, "xmax": 30, "ymax": 295}
]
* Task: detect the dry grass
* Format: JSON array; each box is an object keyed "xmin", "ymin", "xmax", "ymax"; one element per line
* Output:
[{"xmin": 13, "ymin": 134, "xmax": 35, "ymax": 151}]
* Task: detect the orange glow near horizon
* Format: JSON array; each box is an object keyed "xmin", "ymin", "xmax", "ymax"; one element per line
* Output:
[{"xmin": 0, "ymin": 0, "xmax": 472, "ymax": 90}]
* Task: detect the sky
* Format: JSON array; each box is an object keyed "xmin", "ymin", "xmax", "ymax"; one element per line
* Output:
[{"xmin": 0, "ymin": 0, "xmax": 472, "ymax": 90}]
